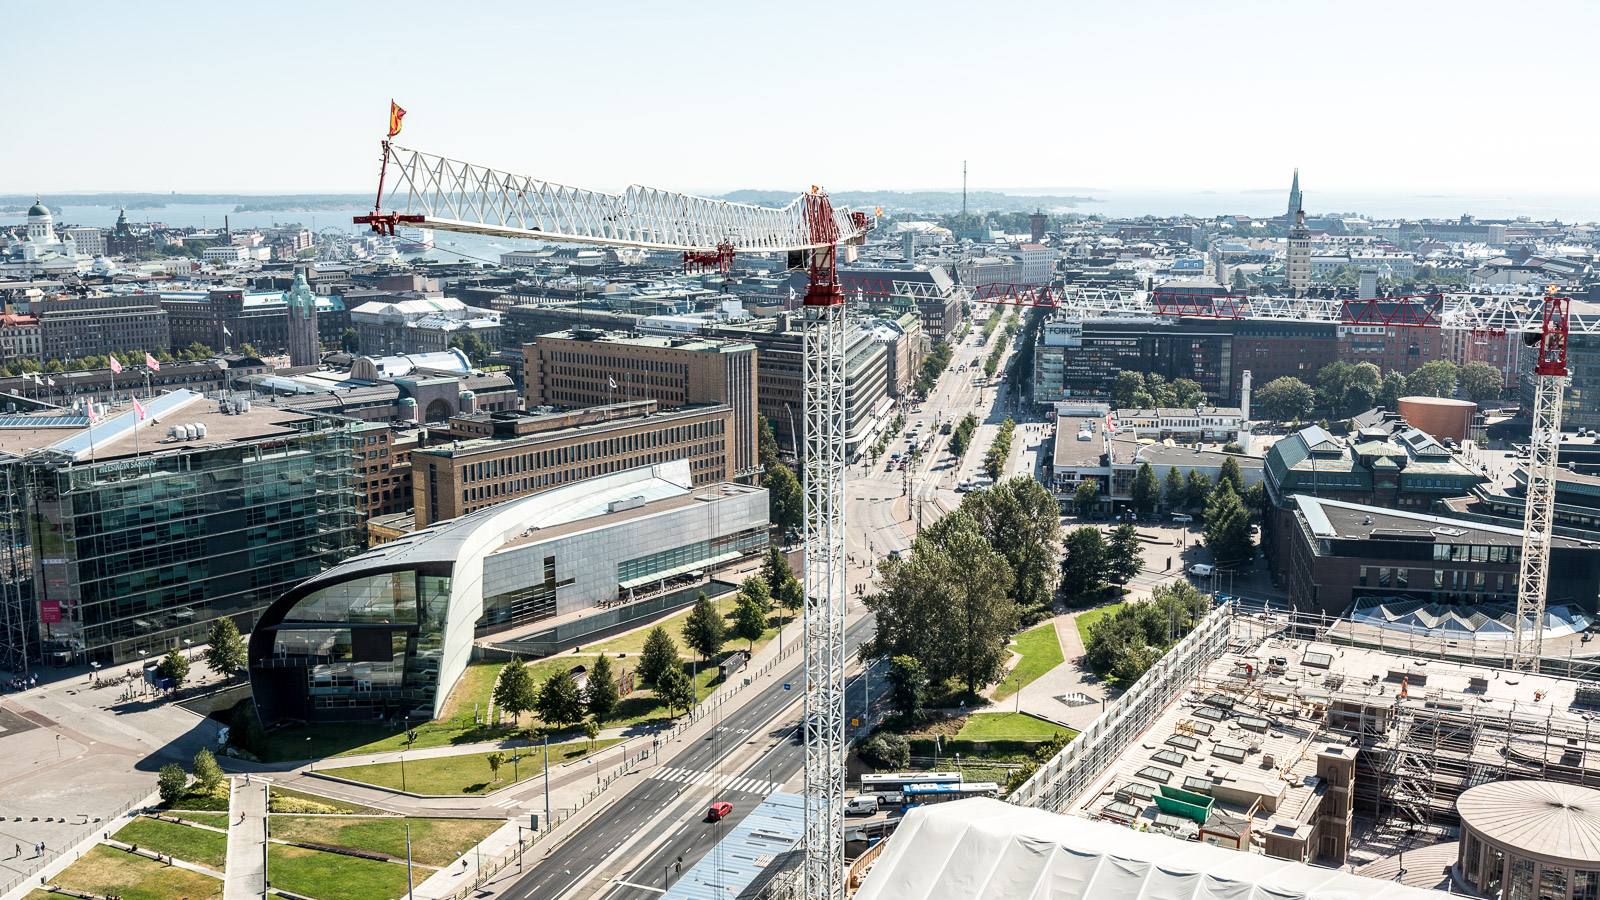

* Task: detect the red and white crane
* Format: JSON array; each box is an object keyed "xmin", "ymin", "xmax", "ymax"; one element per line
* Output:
[
  {"xmin": 975, "ymin": 282, "xmax": 1580, "ymax": 673},
  {"xmin": 357, "ymin": 141, "xmax": 872, "ymax": 898}
]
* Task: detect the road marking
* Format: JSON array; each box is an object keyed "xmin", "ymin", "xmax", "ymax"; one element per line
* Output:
[{"xmin": 611, "ymin": 879, "xmax": 667, "ymax": 894}]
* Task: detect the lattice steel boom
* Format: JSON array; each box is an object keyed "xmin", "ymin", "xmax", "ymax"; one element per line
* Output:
[{"xmin": 355, "ymin": 143, "xmax": 872, "ymax": 253}]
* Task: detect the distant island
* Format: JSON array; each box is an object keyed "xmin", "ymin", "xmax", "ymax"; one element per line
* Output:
[{"xmin": 0, "ymin": 193, "xmax": 372, "ymax": 214}]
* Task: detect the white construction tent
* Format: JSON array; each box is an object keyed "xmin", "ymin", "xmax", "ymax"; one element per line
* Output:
[{"xmin": 855, "ymin": 799, "xmax": 1444, "ymax": 900}]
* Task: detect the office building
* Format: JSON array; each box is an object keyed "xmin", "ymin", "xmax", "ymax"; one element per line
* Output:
[
  {"xmin": 247, "ymin": 460, "xmax": 768, "ymax": 724},
  {"xmin": 410, "ymin": 400, "xmax": 734, "ymax": 526},
  {"xmin": 523, "ymin": 329, "xmax": 759, "ymax": 479},
  {"xmin": 0, "ymin": 390, "xmax": 365, "ymax": 668},
  {"xmin": 1032, "ymin": 315, "xmax": 1236, "ymax": 406},
  {"xmin": 33, "ymin": 294, "xmax": 169, "ymax": 361},
  {"xmin": 1283, "ymin": 496, "xmax": 1600, "ymax": 620}
]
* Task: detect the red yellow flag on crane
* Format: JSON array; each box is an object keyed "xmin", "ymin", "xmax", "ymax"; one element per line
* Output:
[{"xmin": 387, "ymin": 101, "xmax": 407, "ymax": 138}]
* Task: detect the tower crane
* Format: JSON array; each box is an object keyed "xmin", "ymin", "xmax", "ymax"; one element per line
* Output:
[
  {"xmin": 356, "ymin": 142, "xmax": 871, "ymax": 898},
  {"xmin": 977, "ymin": 282, "xmax": 1582, "ymax": 673}
]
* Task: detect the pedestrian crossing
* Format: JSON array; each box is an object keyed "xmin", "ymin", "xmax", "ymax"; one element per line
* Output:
[
  {"xmin": 488, "ymin": 796, "xmax": 523, "ymax": 810},
  {"xmin": 649, "ymin": 766, "xmax": 781, "ymax": 795}
]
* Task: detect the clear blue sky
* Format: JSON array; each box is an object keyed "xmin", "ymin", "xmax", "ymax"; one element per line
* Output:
[{"xmin": 4, "ymin": 0, "xmax": 1594, "ymax": 196}]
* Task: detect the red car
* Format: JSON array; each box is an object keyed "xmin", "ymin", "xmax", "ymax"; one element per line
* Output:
[{"xmin": 707, "ymin": 801, "xmax": 732, "ymax": 822}]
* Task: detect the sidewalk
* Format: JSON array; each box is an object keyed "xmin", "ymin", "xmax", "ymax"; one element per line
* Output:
[{"xmin": 223, "ymin": 777, "xmax": 266, "ymax": 900}]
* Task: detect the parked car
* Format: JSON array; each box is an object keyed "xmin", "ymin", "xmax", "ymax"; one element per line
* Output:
[
  {"xmin": 1172, "ymin": 514, "xmax": 1193, "ymax": 523},
  {"xmin": 707, "ymin": 801, "xmax": 733, "ymax": 822},
  {"xmin": 845, "ymin": 796, "xmax": 880, "ymax": 816}
]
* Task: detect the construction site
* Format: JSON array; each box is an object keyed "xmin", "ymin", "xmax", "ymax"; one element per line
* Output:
[{"xmin": 1005, "ymin": 600, "xmax": 1600, "ymax": 881}]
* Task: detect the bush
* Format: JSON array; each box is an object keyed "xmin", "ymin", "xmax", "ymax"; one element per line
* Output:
[
  {"xmin": 157, "ymin": 764, "xmax": 188, "ymax": 807},
  {"xmin": 1222, "ymin": 442, "xmax": 1243, "ymax": 454},
  {"xmin": 268, "ymin": 796, "xmax": 342, "ymax": 814},
  {"xmin": 859, "ymin": 732, "xmax": 910, "ymax": 770}
]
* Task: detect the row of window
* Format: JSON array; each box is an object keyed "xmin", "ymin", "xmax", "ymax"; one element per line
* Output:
[
  {"xmin": 1359, "ymin": 566, "xmax": 1510, "ymax": 592},
  {"xmin": 458, "ymin": 419, "xmax": 726, "ymax": 484}
]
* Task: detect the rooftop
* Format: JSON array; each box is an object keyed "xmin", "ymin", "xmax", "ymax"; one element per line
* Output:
[
  {"xmin": 0, "ymin": 389, "xmax": 319, "ymax": 462},
  {"xmin": 1456, "ymin": 780, "xmax": 1600, "ymax": 862},
  {"xmin": 1298, "ymin": 495, "xmax": 1595, "ymax": 552},
  {"xmin": 536, "ymin": 328, "xmax": 752, "ymax": 354},
  {"xmin": 1054, "ymin": 416, "xmax": 1107, "ymax": 468}
]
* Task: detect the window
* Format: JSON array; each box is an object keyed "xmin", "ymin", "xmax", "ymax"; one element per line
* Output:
[
  {"xmin": 1153, "ymin": 749, "xmax": 1187, "ymax": 767},
  {"xmin": 1541, "ymin": 866, "xmax": 1567, "ymax": 900},
  {"xmin": 1213, "ymin": 745, "xmax": 1247, "ymax": 763},
  {"xmin": 1135, "ymin": 765, "xmax": 1172, "ymax": 783},
  {"xmin": 1166, "ymin": 734, "xmax": 1200, "ymax": 751}
]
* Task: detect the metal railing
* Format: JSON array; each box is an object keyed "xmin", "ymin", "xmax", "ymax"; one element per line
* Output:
[{"xmin": 1007, "ymin": 602, "xmax": 1234, "ymax": 812}]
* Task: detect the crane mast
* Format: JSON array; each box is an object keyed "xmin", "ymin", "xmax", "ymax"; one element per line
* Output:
[
  {"xmin": 357, "ymin": 142, "xmax": 867, "ymax": 899},
  {"xmin": 1513, "ymin": 288, "xmax": 1571, "ymax": 672}
]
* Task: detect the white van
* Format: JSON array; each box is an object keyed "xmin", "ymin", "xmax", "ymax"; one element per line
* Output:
[
  {"xmin": 845, "ymin": 796, "xmax": 879, "ymax": 816},
  {"xmin": 1188, "ymin": 563, "xmax": 1214, "ymax": 578}
]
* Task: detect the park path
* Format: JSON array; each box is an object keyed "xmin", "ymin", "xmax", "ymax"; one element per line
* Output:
[
  {"xmin": 222, "ymin": 778, "xmax": 266, "ymax": 900},
  {"xmin": 1011, "ymin": 611, "xmax": 1113, "ymax": 732}
]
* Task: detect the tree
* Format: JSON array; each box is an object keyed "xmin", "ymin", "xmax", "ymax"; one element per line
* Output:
[
  {"xmin": 1059, "ymin": 527, "xmax": 1107, "ymax": 600},
  {"xmin": 487, "ymin": 751, "xmax": 505, "ymax": 783},
  {"xmin": 1461, "ymin": 361, "xmax": 1503, "ymax": 404},
  {"xmin": 1184, "ymin": 469, "xmax": 1212, "ymax": 512},
  {"xmin": 583, "ymin": 719, "xmax": 601, "ymax": 751},
  {"xmin": 1230, "ymin": 269, "xmax": 1249, "ymax": 290},
  {"xmin": 1218, "ymin": 455, "xmax": 1245, "ymax": 497},
  {"xmin": 534, "ymin": 669, "xmax": 585, "ymax": 729},
  {"xmin": 757, "ymin": 415, "xmax": 781, "ymax": 470},
  {"xmin": 1105, "ymin": 524, "xmax": 1144, "ymax": 585},
  {"xmin": 1379, "ymin": 370, "xmax": 1408, "ymax": 410},
  {"xmin": 1243, "ymin": 481, "xmax": 1269, "ymax": 517},
  {"xmin": 1407, "ymin": 360, "xmax": 1459, "ymax": 398},
  {"xmin": 203, "ymin": 616, "xmax": 245, "ymax": 680},
  {"xmin": 681, "ymin": 592, "xmax": 726, "ymax": 662},
  {"xmin": 762, "ymin": 463, "xmax": 803, "ymax": 533},
  {"xmin": 340, "ymin": 328, "xmax": 359, "ymax": 353},
  {"xmin": 156, "ymin": 646, "xmax": 190, "ymax": 690},
  {"xmin": 656, "ymin": 663, "xmax": 696, "ymax": 717},
  {"xmin": 1255, "ymin": 376, "xmax": 1315, "ymax": 422},
  {"xmin": 1111, "ymin": 372, "xmax": 1146, "ymax": 409},
  {"xmin": 738, "ymin": 576, "xmax": 771, "ymax": 613},
  {"xmin": 1171, "ymin": 378, "xmax": 1205, "ymax": 409},
  {"xmin": 584, "ymin": 653, "xmax": 619, "ymax": 722},
  {"xmin": 193, "ymin": 748, "xmax": 223, "ymax": 792},
  {"xmin": 775, "ymin": 576, "xmax": 804, "ymax": 614},
  {"xmin": 494, "ymin": 657, "xmax": 537, "ymax": 724},
  {"xmin": 1130, "ymin": 462, "xmax": 1160, "ymax": 516},
  {"xmin": 1073, "ymin": 478, "xmax": 1100, "ymax": 515},
  {"xmin": 638, "ymin": 626, "xmax": 679, "ymax": 688},
  {"xmin": 885, "ymin": 655, "xmax": 927, "ymax": 720},
  {"xmin": 157, "ymin": 764, "xmax": 188, "ymax": 807},
  {"xmin": 734, "ymin": 590, "xmax": 768, "ymax": 653},
  {"xmin": 1163, "ymin": 467, "xmax": 1185, "ymax": 510},
  {"xmin": 859, "ymin": 732, "xmax": 911, "ymax": 769},
  {"xmin": 862, "ymin": 510, "xmax": 1018, "ymax": 696},
  {"xmin": 449, "ymin": 332, "xmax": 492, "ymax": 366},
  {"xmin": 760, "ymin": 546, "xmax": 792, "ymax": 596},
  {"xmin": 963, "ymin": 477, "xmax": 1061, "ymax": 613},
  {"xmin": 1203, "ymin": 482, "xmax": 1254, "ymax": 568}
]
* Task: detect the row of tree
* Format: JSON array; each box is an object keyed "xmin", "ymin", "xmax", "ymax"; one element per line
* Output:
[
  {"xmin": 1110, "ymin": 372, "xmax": 1205, "ymax": 412},
  {"xmin": 0, "ymin": 343, "xmax": 220, "ymax": 378},
  {"xmin": 983, "ymin": 417, "xmax": 1016, "ymax": 481},
  {"xmin": 758, "ymin": 417, "xmax": 802, "ymax": 533},
  {"xmin": 864, "ymin": 477, "xmax": 1062, "ymax": 703},
  {"xmin": 495, "ymin": 548, "xmax": 806, "ymax": 733},
  {"xmin": 158, "ymin": 747, "xmax": 228, "ymax": 806},
  {"xmin": 948, "ymin": 412, "xmax": 978, "ymax": 458},
  {"xmin": 1255, "ymin": 359, "xmax": 1503, "ymax": 422},
  {"xmin": 982, "ymin": 311, "xmax": 1020, "ymax": 377},
  {"xmin": 913, "ymin": 341, "xmax": 953, "ymax": 396},
  {"xmin": 1059, "ymin": 524, "xmax": 1144, "ymax": 601}
]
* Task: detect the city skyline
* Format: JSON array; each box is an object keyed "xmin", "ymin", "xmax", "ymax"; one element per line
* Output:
[{"xmin": 5, "ymin": 0, "xmax": 1596, "ymax": 197}]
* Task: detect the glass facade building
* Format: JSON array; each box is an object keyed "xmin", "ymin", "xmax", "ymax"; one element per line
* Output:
[
  {"xmin": 0, "ymin": 390, "xmax": 366, "ymax": 668},
  {"xmin": 249, "ymin": 460, "xmax": 768, "ymax": 725}
]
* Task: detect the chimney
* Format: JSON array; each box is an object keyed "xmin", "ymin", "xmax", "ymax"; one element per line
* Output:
[{"xmin": 1240, "ymin": 370, "xmax": 1253, "ymax": 421}]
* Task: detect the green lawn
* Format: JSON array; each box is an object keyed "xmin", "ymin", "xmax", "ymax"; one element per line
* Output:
[
  {"xmin": 114, "ymin": 817, "xmax": 229, "ymax": 870},
  {"xmin": 1074, "ymin": 602, "xmax": 1126, "ymax": 646},
  {"xmin": 50, "ymin": 844, "xmax": 222, "ymax": 900},
  {"xmin": 266, "ymin": 844, "xmax": 419, "ymax": 900},
  {"xmin": 268, "ymin": 786, "xmax": 392, "ymax": 816},
  {"xmin": 956, "ymin": 712, "xmax": 1075, "ymax": 741},
  {"xmin": 322, "ymin": 738, "xmax": 623, "ymax": 794},
  {"xmin": 992, "ymin": 622, "xmax": 1065, "ymax": 702},
  {"xmin": 165, "ymin": 810, "xmax": 230, "ymax": 829},
  {"xmin": 270, "ymin": 817, "xmax": 501, "ymax": 868}
]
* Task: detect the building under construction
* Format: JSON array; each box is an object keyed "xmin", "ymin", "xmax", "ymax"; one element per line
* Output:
[{"xmin": 1009, "ymin": 603, "xmax": 1600, "ymax": 870}]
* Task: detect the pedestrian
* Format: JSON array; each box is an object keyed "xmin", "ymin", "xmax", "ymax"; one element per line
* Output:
[
  {"xmin": 12, "ymin": 843, "xmax": 17, "ymax": 858},
  {"xmin": 245, "ymin": 773, "xmax": 251, "ymax": 786}
]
